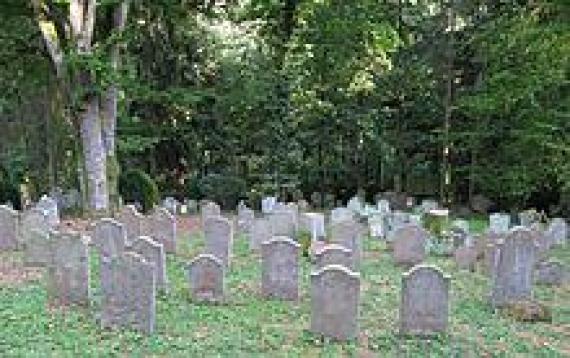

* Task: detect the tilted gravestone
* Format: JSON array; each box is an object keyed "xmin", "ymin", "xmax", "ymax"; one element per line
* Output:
[
  {"xmin": 131, "ymin": 236, "xmax": 168, "ymax": 293},
  {"xmin": 0, "ymin": 205, "xmax": 19, "ymax": 250},
  {"xmin": 534, "ymin": 260, "xmax": 568, "ymax": 286},
  {"xmin": 117, "ymin": 205, "xmax": 144, "ymax": 246},
  {"xmin": 204, "ymin": 216, "xmax": 233, "ymax": 268},
  {"xmin": 399, "ymin": 265, "xmax": 450, "ymax": 336},
  {"xmin": 22, "ymin": 209, "xmax": 51, "ymax": 266},
  {"xmin": 237, "ymin": 206, "xmax": 255, "ymax": 239},
  {"xmin": 268, "ymin": 209, "xmax": 297, "ymax": 238},
  {"xmin": 149, "ymin": 208, "xmax": 177, "ymax": 254},
  {"xmin": 490, "ymin": 227, "xmax": 538, "ymax": 308},
  {"xmin": 201, "ymin": 201, "xmax": 221, "ymax": 223},
  {"xmin": 250, "ymin": 218, "xmax": 271, "ymax": 251},
  {"xmin": 330, "ymin": 220, "xmax": 362, "ymax": 268},
  {"xmin": 262, "ymin": 237, "xmax": 300, "ymax": 300},
  {"xmin": 101, "ymin": 251, "xmax": 156, "ymax": 335},
  {"xmin": 46, "ymin": 230, "xmax": 90, "ymax": 307},
  {"xmin": 310, "ymin": 265, "xmax": 360, "ymax": 341},
  {"xmin": 188, "ymin": 254, "xmax": 224, "ymax": 303},
  {"xmin": 92, "ymin": 219, "xmax": 127, "ymax": 300},
  {"xmin": 392, "ymin": 225, "xmax": 428, "ymax": 266},
  {"xmin": 545, "ymin": 218, "xmax": 567, "ymax": 247},
  {"xmin": 314, "ymin": 244, "xmax": 354, "ymax": 271}
]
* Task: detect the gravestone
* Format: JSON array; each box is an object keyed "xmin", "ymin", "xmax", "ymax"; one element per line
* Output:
[
  {"xmin": 454, "ymin": 246, "xmax": 477, "ymax": 271},
  {"xmin": 237, "ymin": 206, "xmax": 255, "ymax": 239},
  {"xmin": 204, "ymin": 216, "xmax": 233, "ymax": 268},
  {"xmin": 261, "ymin": 196, "xmax": 277, "ymax": 214},
  {"xmin": 489, "ymin": 213, "xmax": 510, "ymax": 234},
  {"xmin": 250, "ymin": 218, "xmax": 271, "ymax": 251},
  {"xmin": 188, "ymin": 254, "xmax": 224, "ymax": 303},
  {"xmin": 420, "ymin": 199, "xmax": 439, "ymax": 213},
  {"xmin": 392, "ymin": 225, "xmax": 428, "ymax": 266},
  {"xmin": 131, "ymin": 236, "xmax": 168, "ymax": 292},
  {"xmin": 368, "ymin": 214, "xmax": 386, "ymax": 239},
  {"xmin": 300, "ymin": 212, "xmax": 325, "ymax": 241},
  {"xmin": 101, "ymin": 252, "xmax": 156, "ymax": 335},
  {"xmin": 490, "ymin": 227, "xmax": 538, "ymax": 308},
  {"xmin": 310, "ymin": 265, "xmax": 360, "ymax": 341},
  {"xmin": 388, "ymin": 211, "xmax": 411, "ymax": 234},
  {"xmin": 117, "ymin": 205, "xmax": 144, "ymax": 245},
  {"xmin": 347, "ymin": 196, "xmax": 363, "ymax": 214},
  {"xmin": 269, "ymin": 210, "xmax": 297, "ymax": 238},
  {"xmin": 330, "ymin": 207, "xmax": 353, "ymax": 223},
  {"xmin": 35, "ymin": 195, "xmax": 59, "ymax": 226},
  {"xmin": 314, "ymin": 244, "xmax": 354, "ymax": 271},
  {"xmin": 545, "ymin": 218, "xmax": 567, "ymax": 247},
  {"xmin": 519, "ymin": 209, "xmax": 541, "ymax": 228},
  {"xmin": 22, "ymin": 209, "xmax": 51, "ymax": 266},
  {"xmin": 330, "ymin": 220, "xmax": 361, "ymax": 268},
  {"xmin": 377, "ymin": 199, "xmax": 390, "ymax": 214},
  {"xmin": 0, "ymin": 205, "xmax": 19, "ymax": 250},
  {"xmin": 201, "ymin": 201, "xmax": 221, "ymax": 222},
  {"xmin": 262, "ymin": 237, "xmax": 300, "ymax": 300},
  {"xmin": 46, "ymin": 230, "xmax": 90, "ymax": 307},
  {"xmin": 534, "ymin": 260, "xmax": 567, "ymax": 286},
  {"xmin": 92, "ymin": 219, "xmax": 126, "ymax": 299},
  {"xmin": 162, "ymin": 197, "xmax": 179, "ymax": 215},
  {"xmin": 149, "ymin": 208, "xmax": 177, "ymax": 254},
  {"xmin": 400, "ymin": 265, "xmax": 450, "ymax": 336}
]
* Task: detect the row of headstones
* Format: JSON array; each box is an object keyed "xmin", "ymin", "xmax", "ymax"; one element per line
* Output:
[{"xmin": 189, "ymin": 235, "xmax": 451, "ymax": 340}]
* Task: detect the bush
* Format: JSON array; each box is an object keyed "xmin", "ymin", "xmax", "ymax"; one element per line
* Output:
[
  {"xmin": 199, "ymin": 174, "xmax": 246, "ymax": 210},
  {"xmin": 119, "ymin": 169, "xmax": 159, "ymax": 213},
  {"xmin": 0, "ymin": 168, "xmax": 21, "ymax": 210},
  {"xmin": 184, "ymin": 173, "xmax": 202, "ymax": 200},
  {"xmin": 296, "ymin": 230, "xmax": 312, "ymax": 258}
]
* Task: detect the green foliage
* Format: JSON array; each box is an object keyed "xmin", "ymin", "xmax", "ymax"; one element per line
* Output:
[
  {"xmin": 295, "ymin": 230, "xmax": 312, "ymax": 258},
  {"xmin": 198, "ymin": 174, "xmax": 246, "ymax": 210},
  {"xmin": 118, "ymin": 169, "xmax": 159, "ymax": 213}
]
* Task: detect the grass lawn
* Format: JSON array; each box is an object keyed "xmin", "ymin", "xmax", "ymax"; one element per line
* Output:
[{"xmin": 0, "ymin": 216, "xmax": 569, "ymax": 356}]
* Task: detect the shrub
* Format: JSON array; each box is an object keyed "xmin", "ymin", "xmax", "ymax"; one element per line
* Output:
[
  {"xmin": 295, "ymin": 230, "xmax": 312, "ymax": 258},
  {"xmin": 119, "ymin": 169, "xmax": 159, "ymax": 213},
  {"xmin": 199, "ymin": 174, "xmax": 246, "ymax": 210},
  {"xmin": 0, "ymin": 168, "xmax": 21, "ymax": 210}
]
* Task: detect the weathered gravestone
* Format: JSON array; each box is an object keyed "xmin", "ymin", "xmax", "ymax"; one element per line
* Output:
[
  {"xmin": 0, "ymin": 205, "xmax": 19, "ymax": 250},
  {"xmin": 162, "ymin": 197, "xmax": 179, "ymax": 215},
  {"xmin": 204, "ymin": 216, "xmax": 233, "ymax": 268},
  {"xmin": 131, "ymin": 236, "xmax": 168, "ymax": 293},
  {"xmin": 368, "ymin": 214, "xmax": 386, "ymax": 239},
  {"xmin": 310, "ymin": 265, "xmax": 360, "ymax": 341},
  {"xmin": 330, "ymin": 220, "xmax": 361, "ymax": 268},
  {"xmin": 377, "ymin": 199, "xmax": 391, "ymax": 214},
  {"xmin": 534, "ymin": 260, "xmax": 568, "ymax": 286},
  {"xmin": 392, "ymin": 225, "xmax": 428, "ymax": 266},
  {"xmin": 117, "ymin": 205, "xmax": 144, "ymax": 246},
  {"xmin": 261, "ymin": 196, "xmax": 277, "ymax": 214},
  {"xmin": 101, "ymin": 252, "xmax": 156, "ymax": 335},
  {"xmin": 269, "ymin": 210, "xmax": 297, "ymax": 238},
  {"xmin": 314, "ymin": 244, "xmax": 354, "ymax": 271},
  {"xmin": 92, "ymin": 219, "xmax": 126, "ymax": 300},
  {"xmin": 347, "ymin": 196, "xmax": 363, "ymax": 214},
  {"xmin": 545, "ymin": 218, "xmax": 567, "ymax": 247},
  {"xmin": 46, "ymin": 230, "xmax": 90, "ymax": 307},
  {"xmin": 22, "ymin": 209, "xmax": 51, "ymax": 266},
  {"xmin": 250, "ymin": 218, "xmax": 271, "ymax": 251},
  {"xmin": 237, "ymin": 206, "xmax": 255, "ymax": 239},
  {"xmin": 489, "ymin": 213, "xmax": 510, "ymax": 234},
  {"xmin": 148, "ymin": 208, "xmax": 177, "ymax": 254},
  {"xmin": 262, "ymin": 237, "xmax": 300, "ymax": 300},
  {"xmin": 399, "ymin": 265, "xmax": 450, "ymax": 336},
  {"xmin": 490, "ymin": 227, "xmax": 538, "ymax": 308},
  {"xmin": 454, "ymin": 246, "xmax": 478, "ymax": 271},
  {"xmin": 519, "ymin": 209, "xmax": 541, "ymax": 228},
  {"xmin": 201, "ymin": 201, "xmax": 221, "ymax": 222},
  {"xmin": 188, "ymin": 254, "xmax": 224, "ymax": 303},
  {"xmin": 35, "ymin": 195, "xmax": 59, "ymax": 226},
  {"xmin": 330, "ymin": 207, "xmax": 353, "ymax": 224}
]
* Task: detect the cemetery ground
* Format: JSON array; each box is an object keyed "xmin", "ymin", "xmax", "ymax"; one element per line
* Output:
[{"xmin": 0, "ymin": 217, "xmax": 569, "ymax": 356}]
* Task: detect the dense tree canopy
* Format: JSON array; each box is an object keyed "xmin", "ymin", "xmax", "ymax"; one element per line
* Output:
[{"xmin": 0, "ymin": 0, "xmax": 568, "ymax": 213}]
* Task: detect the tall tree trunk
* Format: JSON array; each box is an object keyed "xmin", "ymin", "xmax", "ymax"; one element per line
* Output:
[{"xmin": 101, "ymin": 1, "xmax": 129, "ymax": 213}]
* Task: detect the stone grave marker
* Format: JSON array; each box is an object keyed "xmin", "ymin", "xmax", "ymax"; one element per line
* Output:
[
  {"xmin": 237, "ymin": 206, "xmax": 255, "ymax": 239},
  {"xmin": 35, "ymin": 195, "xmax": 59, "ymax": 226},
  {"xmin": 299, "ymin": 212, "xmax": 325, "ymax": 241},
  {"xmin": 314, "ymin": 244, "xmax": 354, "ymax": 271},
  {"xmin": 534, "ymin": 260, "xmax": 567, "ymax": 286},
  {"xmin": 0, "ymin": 205, "xmax": 19, "ymax": 250},
  {"xmin": 399, "ymin": 265, "xmax": 450, "ymax": 336},
  {"xmin": 262, "ymin": 237, "xmax": 300, "ymax": 300},
  {"xmin": 46, "ymin": 230, "xmax": 90, "ymax": 307},
  {"xmin": 330, "ymin": 220, "xmax": 361, "ymax": 268},
  {"xmin": 162, "ymin": 197, "xmax": 179, "ymax": 215},
  {"xmin": 22, "ymin": 209, "xmax": 51, "ymax": 266},
  {"xmin": 93, "ymin": 218, "xmax": 127, "ymax": 299},
  {"xmin": 545, "ymin": 218, "xmax": 567, "ymax": 247},
  {"xmin": 188, "ymin": 254, "xmax": 224, "ymax": 303},
  {"xmin": 250, "ymin": 218, "xmax": 271, "ymax": 251},
  {"xmin": 268, "ymin": 210, "xmax": 297, "ymax": 238},
  {"xmin": 204, "ymin": 216, "xmax": 233, "ymax": 268},
  {"xmin": 489, "ymin": 213, "xmax": 510, "ymax": 234},
  {"xmin": 310, "ymin": 265, "xmax": 360, "ymax": 341},
  {"xmin": 101, "ymin": 251, "xmax": 156, "ymax": 335},
  {"xmin": 117, "ymin": 205, "xmax": 144, "ymax": 246},
  {"xmin": 131, "ymin": 236, "xmax": 168, "ymax": 292},
  {"xmin": 454, "ymin": 246, "xmax": 477, "ymax": 271},
  {"xmin": 490, "ymin": 227, "xmax": 538, "ymax": 308},
  {"xmin": 201, "ymin": 201, "xmax": 221, "ymax": 222},
  {"xmin": 392, "ymin": 225, "xmax": 428, "ymax": 266},
  {"xmin": 330, "ymin": 207, "xmax": 353, "ymax": 224},
  {"xmin": 149, "ymin": 208, "xmax": 177, "ymax": 254}
]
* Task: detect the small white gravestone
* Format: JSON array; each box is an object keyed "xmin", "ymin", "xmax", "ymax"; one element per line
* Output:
[{"xmin": 489, "ymin": 213, "xmax": 510, "ymax": 234}]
